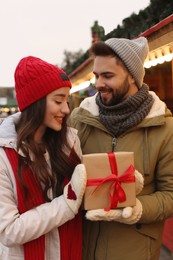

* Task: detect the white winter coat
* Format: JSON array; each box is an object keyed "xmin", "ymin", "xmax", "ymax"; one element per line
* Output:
[{"xmin": 0, "ymin": 112, "xmax": 82, "ymax": 260}]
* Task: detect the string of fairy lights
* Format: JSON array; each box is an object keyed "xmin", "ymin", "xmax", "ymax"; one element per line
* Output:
[
  {"xmin": 70, "ymin": 45, "xmax": 173, "ymax": 94},
  {"xmin": 0, "ymin": 45, "xmax": 173, "ymax": 117}
]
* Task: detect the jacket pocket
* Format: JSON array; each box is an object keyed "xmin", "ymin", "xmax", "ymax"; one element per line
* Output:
[
  {"xmin": 135, "ymin": 221, "xmax": 164, "ymax": 239},
  {"xmin": 134, "ymin": 222, "xmax": 164, "ymax": 260}
]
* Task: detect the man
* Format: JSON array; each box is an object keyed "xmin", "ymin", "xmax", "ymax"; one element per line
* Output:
[{"xmin": 70, "ymin": 37, "xmax": 173, "ymax": 260}]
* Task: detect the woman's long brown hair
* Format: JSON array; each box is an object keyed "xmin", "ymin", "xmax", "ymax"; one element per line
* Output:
[{"xmin": 15, "ymin": 96, "xmax": 80, "ymax": 201}]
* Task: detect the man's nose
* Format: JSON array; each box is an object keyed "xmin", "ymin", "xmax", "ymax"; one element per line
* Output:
[{"xmin": 95, "ymin": 77, "xmax": 105, "ymax": 89}]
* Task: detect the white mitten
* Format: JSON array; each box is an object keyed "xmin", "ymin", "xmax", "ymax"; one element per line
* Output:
[
  {"xmin": 86, "ymin": 199, "xmax": 142, "ymax": 224},
  {"xmin": 86, "ymin": 208, "xmax": 122, "ymax": 221},
  {"xmin": 63, "ymin": 164, "xmax": 87, "ymax": 215},
  {"xmin": 134, "ymin": 170, "xmax": 144, "ymax": 195},
  {"xmin": 118, "ymin": 198, "xmax": 143, "ymax": 224}
]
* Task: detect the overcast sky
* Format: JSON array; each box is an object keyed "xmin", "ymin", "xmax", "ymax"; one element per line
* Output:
[{"xmin": 0, "ymin": 0, "xmax": 150, "ymax": 86}]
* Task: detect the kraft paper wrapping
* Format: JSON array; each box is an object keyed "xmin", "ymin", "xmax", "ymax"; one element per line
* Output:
[{"xmin": 82, "ymin": 152, "xmax": 136, "ymax": 210}]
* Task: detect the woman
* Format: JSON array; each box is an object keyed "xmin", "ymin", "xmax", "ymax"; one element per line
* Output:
[{"xmin": 0, "ymin": 56, "xmax": 86, "ymax": 260}]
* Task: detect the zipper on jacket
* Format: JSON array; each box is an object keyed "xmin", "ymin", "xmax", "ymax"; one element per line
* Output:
[{"xmin": 112, "ymin": 137, "xmax": 116, "ymax": 152}]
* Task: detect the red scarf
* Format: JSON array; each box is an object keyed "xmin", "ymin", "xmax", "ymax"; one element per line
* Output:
[{"xmin": 5, "ymin": 147, "xmax": 82, "ymax": 260}]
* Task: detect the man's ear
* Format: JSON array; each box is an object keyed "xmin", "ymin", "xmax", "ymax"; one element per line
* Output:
[{"xmin": 129, "ymin": 75, "xmax": 135, "ymax": 84}]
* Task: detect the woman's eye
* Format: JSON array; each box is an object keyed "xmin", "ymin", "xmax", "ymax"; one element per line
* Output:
[{"xmin": 55, "ymin": 101, "xmax": 62, "ymax": 104}]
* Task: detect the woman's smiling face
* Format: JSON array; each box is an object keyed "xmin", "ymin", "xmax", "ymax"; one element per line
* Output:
[
  {"xmin": 44, "ymin": 87, "xmax": 70, "ymax": 131},
  {"xmin": 34, "ymin": 87, "xmax": 70, "ymax": 142}
]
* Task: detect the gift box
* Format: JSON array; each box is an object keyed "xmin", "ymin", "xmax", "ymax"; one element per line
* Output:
[{"xmin": 82, "ymin": 152, "xmax": 136, "ymax": 210}]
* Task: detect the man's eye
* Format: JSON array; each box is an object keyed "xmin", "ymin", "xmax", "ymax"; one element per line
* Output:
[{"xmin": 105, "ymin": 75, "xmax": 112, "ymax": 79}]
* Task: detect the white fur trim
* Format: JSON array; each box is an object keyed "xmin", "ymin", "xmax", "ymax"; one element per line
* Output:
[
  {"xmin": 146, "ymin": 91, "xmax": 166, "ymax": 118},
  {"xmin": 80, "ymin": 93, "xmax": 99, "ymax": 116}
]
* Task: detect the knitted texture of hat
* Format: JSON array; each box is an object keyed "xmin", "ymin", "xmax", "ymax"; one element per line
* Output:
[
  {"xmin": 14, "ymin": 56, "xmax": 72, "ymax": 111},
  {"xmin": 105, "ymin": 37, "xmax": 149, "ymax": 88}
]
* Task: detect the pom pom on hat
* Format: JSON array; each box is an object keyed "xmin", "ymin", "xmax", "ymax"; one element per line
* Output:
[
  {"xmin": 105, "ymin": 37, "xmax": 149, "ymax": 88},
  {"xmin": 14, "ymin": 56, "xmax": 72, "ymax": 111}
]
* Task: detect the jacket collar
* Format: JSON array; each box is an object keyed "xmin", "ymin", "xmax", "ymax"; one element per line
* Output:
[
  {"xmin": 0, "ymin": 112, "xmax": 20, "ymax": 150},
  {"xmin": 80, "ymin": 91, "xmax": 167, "ymax": 119}
]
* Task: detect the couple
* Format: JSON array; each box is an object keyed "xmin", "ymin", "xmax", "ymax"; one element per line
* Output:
[{"xmin": 0, "ymin": 36, "xmax": 173, "ymax": 260}]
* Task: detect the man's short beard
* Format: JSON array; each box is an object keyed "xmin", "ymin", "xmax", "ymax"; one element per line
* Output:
[{"xmin": 101, "ymin": 76, "xmax": 130, "ymax": 106}]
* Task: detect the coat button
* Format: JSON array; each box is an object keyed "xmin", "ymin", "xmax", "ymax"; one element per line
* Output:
[{"xmin": 136, "ymin": 223, "xmax": 142, "ymax": 229}]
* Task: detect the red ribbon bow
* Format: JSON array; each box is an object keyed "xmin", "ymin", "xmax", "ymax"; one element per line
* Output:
[{"xmin": 87, "ymin": 152, "xmax": 135, "ymax": 211}]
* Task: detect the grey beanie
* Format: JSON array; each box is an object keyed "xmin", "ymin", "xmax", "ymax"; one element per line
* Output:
[{"xmin": 105, "ymin": 37, "xmax": 149, "ymax": 88}]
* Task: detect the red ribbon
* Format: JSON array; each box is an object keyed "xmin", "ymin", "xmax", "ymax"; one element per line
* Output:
[{"xmin": 87, "ymin": 152, "xmax": 135, "ymax": 211}]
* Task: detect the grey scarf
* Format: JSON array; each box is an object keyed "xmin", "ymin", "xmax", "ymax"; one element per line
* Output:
[{"xmin": 96, "ymin": 84, "xmax": 154, "ymax": 137}]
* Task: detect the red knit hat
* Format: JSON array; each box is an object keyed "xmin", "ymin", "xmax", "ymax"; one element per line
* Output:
[{"xmin": 14, "ymin": 56, "xmax": 72, "ymax": 111}]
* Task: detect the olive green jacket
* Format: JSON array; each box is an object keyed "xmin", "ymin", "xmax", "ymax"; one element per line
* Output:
[{"xmin": 70, "ymin": 91, "xmax": 173, "ymax": 260}]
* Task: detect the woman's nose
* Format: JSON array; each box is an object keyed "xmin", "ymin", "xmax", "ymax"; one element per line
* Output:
[{"xmin": 61, "ymin": 102, "xmax": 70, "ymax": 115}]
